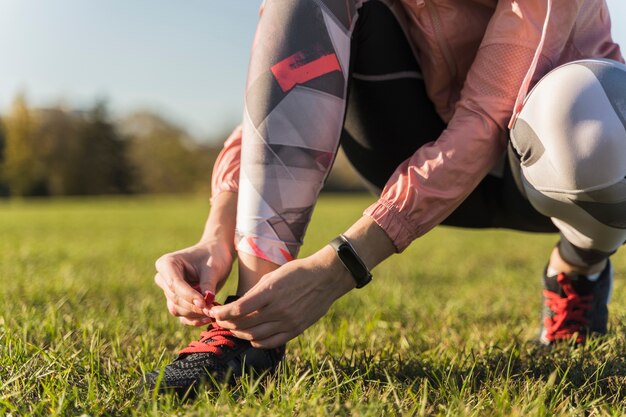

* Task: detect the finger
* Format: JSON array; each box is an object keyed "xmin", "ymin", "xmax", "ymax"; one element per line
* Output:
[
  {"xmin": 227, "ymin": 321, "xmax": 283, "ymax": 342},
  {"xmin": 250, "ymin": 332, "xmax": 292, "ymax": 349},
  {"xmin": 188, "ymin": 279, "xmax": 215, "ymax": 315},
  {"xmin": 179, "ymin": 316, "xmax": 213, "ymax": 327},
  {"xmin": 210, "ymin": 286, "xmax": 273, "ymax": 321},
  {"xmin": 198, "ymin": 263, "xmax": 220, "ymax": 295},
  {"xmin": 166, "ymin": 298, "xmax": 208, "ymax": 320},
  {"xmin": 158, "ymin": 273, "xmax": 195, "ymax": 310},
  {"xmin": 155, "ymin": 256, "xmax": 181, "ymax": 287},
  {"xmin": 214, "ymin": 308, "xmax": 282, "ymax": 331},
  {"xmin": 157, "ymin": 273, "xmax": 207, "ymax": 317},
  {"xmin": 156, "ymin": 256, "xmax": 208, "ymax": 311},
  {"xmin": 154, "ymin": 272, "xmax": 169, "ymax": 292},
  {"xmin": 156, "ymin": 273, "xmax": 176, "ymax": 298},
  {"xmin": 166, "ymin": 299, "xmax": 178, "ymax": 317},
  {"xmin": 171, "ymin": 278, "xmax": 208, "ymax": 314}
]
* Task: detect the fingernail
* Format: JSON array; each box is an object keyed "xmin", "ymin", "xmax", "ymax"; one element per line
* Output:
[
  {"xmin": 193, "ymin": 298, "xmax": 204, "ymax": 308},
  {"xmin": 203, "ymin": 308, "xmax": 212, "ymax": 316},
  {"xmin": 208, "ymin": 308, "xmax": 216, "ymax": 318}
]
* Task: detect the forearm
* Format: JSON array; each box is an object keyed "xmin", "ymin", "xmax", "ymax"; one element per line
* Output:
[
  {"xmin": 237, "ymin": 214, "xmax": 395, "ymax": 296},
  {"xmin": 200, "ymin": 191, "xmax": 237, "ymax": 252},
  {"xmin": 308, "ymin": 215, "xmax": 396, "ymax": 298},
  {"xmin": 341, "ymin": 215, "xmax": 396, "ymax": 271},
  {"xmin": 155, "ymin": 190, "xmax": 239, "ymax": 320}
]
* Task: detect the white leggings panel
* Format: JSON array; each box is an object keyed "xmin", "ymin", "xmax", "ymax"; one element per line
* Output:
[{"xmin": 511, "ymin": 58, "xmax": 626, "ymax": 253}]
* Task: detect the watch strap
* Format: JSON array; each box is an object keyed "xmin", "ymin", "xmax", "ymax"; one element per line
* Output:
[{"xmin": 329, "ymin": 235, "xmax": 372, "ymax": 289}]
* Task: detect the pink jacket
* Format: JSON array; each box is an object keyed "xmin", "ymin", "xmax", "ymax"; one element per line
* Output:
[{"xmin": 212, "ymin": 0, "xmax": 623, "ymax": 252}]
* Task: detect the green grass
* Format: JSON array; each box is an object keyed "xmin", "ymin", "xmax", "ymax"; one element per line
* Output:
[{"xmin": 1, "ymin": 194, "xmax": 626, "ymax": 416}]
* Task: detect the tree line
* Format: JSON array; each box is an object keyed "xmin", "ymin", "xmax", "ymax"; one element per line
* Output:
[
  {"xmin": 0, "ymin": 95, "xmax": 363, "ymax": 198},
  {"xmin": 0, "ymin": 95, "xmax": 226, "ymax": 197}
]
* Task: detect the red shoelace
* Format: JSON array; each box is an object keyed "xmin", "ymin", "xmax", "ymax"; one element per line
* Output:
[
  {"xmin": 543, "ymin": 273, "xmax": 593, "ymax": 343},
  {"xmin": 178, "ymin": 322, "xmax": 236, "ymax": 356},
  {"xmin": 178, "ymin": 287, "xmax": 235, "ymax": 356}
]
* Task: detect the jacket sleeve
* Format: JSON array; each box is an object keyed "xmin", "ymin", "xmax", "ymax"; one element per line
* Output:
[
  {"xmin": 364, "ymin": 0, "xmax": 585, "ymax": 251},
  {"xmin": 210, "ymin": 125, "xmax": 242, "ymax": 204}
]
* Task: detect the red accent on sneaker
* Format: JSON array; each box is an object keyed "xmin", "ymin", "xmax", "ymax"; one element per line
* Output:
[
  {"xmin": 178, "ymin": 322, "xmax": 237, "ymax": 356},
  {"xmin": 543, "ymin": 273, "xmax": 593, "ymax": 343},
  {"xmin": 179, "ymin": 289, "xmax": 231, "ymax": 356}
]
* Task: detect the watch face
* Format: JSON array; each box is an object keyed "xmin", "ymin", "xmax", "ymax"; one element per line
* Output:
[
  {"xmin": 330, "ymin": 236, "xmax": 372, "ymax": 288},
  {"xmin": 337, "ymin": 243, "xmax": 369, "ymax": 283},
  {"xmin": 337, "ymin": 244, "xmax": 351, "ymax": 258}
]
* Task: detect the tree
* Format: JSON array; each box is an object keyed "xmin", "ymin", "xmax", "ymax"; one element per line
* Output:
[
  {"xmin": 71, "ymin": 101, "xmax": 131, "ymax": 194},
  {"xmin": 2, "ymin": 94, "xmax": 47, "ymax": 196},
  {"xmin": 34, "ymin": 107, "xmax": 80, "ymax": 195},
  {"xmin": 0, "ymin": 117, "xmax": 9, "ymax": 196},
  {"xmin": 25, "ymin": 101, "xmax": 132, "ymax": 196},
  {"xmin": 122, "ymin": 111, "xmax": 214, "ymax": 194},
  {"xmin": 3, "ymin": 96, "xmax": 134, "ymax": 197}
]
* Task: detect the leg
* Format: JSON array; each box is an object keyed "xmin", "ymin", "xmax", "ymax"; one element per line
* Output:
[
  {"xmin": 511, "ymin": 58, "xmax": 626, "ymax": 343},
  {"xmin": 237, "ymin": 0, "xmax": 363, "ymax": 271},
  {"xmin": 511, "ymin": 59, "xmax": 626, "ymax": 272},
  {"xmin": 145, "ymin": 1, "xmax": 366, "ymax": 393}
]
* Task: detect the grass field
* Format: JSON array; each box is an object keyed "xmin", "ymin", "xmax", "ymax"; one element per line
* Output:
[{"xmin": 2, "ymin": 194, "xmax": 626, "ymax": 416}]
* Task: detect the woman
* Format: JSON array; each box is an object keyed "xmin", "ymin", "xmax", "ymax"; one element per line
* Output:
[{"xmin": 145, "ymin": 0, "xmax": 626, "ymax": 394}]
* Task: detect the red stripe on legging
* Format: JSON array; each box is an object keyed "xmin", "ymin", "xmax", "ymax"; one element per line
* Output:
[
  {"xmin": 246, "ymin": 236, "xmax": 273, "ymax": 263},
  {"xmin": 271, "ymin": 52, "xmax": 341, "ymax": 93},
  {"xmin": 279, "ymin": 248, "xmax": 294, "ymax": 263}
]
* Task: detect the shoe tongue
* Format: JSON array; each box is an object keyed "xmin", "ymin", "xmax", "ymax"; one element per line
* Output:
[
  {"xmin": 544, "ymin": 274, "xmax": 563, "ymax": 294},
  {"xmin": 568, "ymin": 275, "xmax": 595, "ymax": 295},
  {"xmin": 546, "ymin": 273, "xmax": 594, "ymax": 296}
]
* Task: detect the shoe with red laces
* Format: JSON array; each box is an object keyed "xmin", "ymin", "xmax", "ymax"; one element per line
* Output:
[
  {"xmin": 143, "ymin": 295, "xmax": 285, "ymax": 396},
  {"xmin": 540, "ymin": 261, "xmax": 612, "ymax": 345}
]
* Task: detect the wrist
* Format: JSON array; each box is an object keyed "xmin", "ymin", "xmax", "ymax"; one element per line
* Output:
[
  {"xmin": 320, "ymin": 215, "xmax": 395, "ymax": 293},
  {"xmin": 198, "ymin": 227, "xmax": 234, "ymax": 248},
  {"xmin": 329, "ymin": 235, "xmax": 372, "ymax": 288},
  {"xmin": 194, "ymin": 237, "xmax": 235, "ymax": 261},
  {"xmin": 317, "ymin": 245, "xmax": 357, "ymax": 298}
]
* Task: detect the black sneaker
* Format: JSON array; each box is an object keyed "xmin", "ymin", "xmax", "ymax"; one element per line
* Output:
[
  {"xmin": 539, "ymin": 260, "xmax": 612, "ymax": 345},
  {"xmin": 144, "ymin": 296, "xmax": 285, "ymax": 396}
]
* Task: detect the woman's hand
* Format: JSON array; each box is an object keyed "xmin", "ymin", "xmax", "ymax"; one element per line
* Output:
[
  {"xmin": 209, "ymin": 245, "xmax": 356, "ymax": 348},
  {"xmin": 209, "ymin": 216, "xmax": 395, "ymax": 347},
  {"xmin": 154, "ymin": 190, "xmax": 238, "ymax": 326},
  {"xmin": 155, "ymin": 240, "xmax": 235, "ymax": 326}
]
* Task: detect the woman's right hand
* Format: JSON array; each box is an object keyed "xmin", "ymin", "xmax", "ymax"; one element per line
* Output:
[{"xmin": 154, "ymin": 239, "xmax": 235, "ymax": 326}]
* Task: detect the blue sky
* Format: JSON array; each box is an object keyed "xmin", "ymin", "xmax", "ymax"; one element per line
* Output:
[{"xmin": 0, "ymin": 0, "xmax": 624, "ymax": 142}]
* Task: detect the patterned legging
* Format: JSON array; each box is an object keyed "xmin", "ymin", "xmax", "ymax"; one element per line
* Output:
[{"xmin": 236, "ymin": 0, "xmax": 363, "ymax": 265}]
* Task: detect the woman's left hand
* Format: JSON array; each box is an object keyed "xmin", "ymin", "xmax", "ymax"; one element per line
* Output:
[{"xmin": 209, "ymin": 245, "xmax": 355, "ymax": 348}]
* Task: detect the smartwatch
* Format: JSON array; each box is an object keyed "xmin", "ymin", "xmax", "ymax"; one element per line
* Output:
[{"xmin": 329, "ymin": 235, "xmax": 373, "ymax": 289}]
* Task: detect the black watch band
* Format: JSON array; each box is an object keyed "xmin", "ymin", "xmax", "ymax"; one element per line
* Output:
[{"xmin": 329, "ymin": 235, "xmax": 373, "ymax": 289}]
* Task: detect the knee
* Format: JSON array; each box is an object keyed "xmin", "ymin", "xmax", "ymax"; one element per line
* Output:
[
  {"xmin": 511, "ymin": 59, "xmax": 626, "ymax": 193},
  {"xmin": 511, "ymin": 60, "xmax": 626, "ymax": 252}
]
